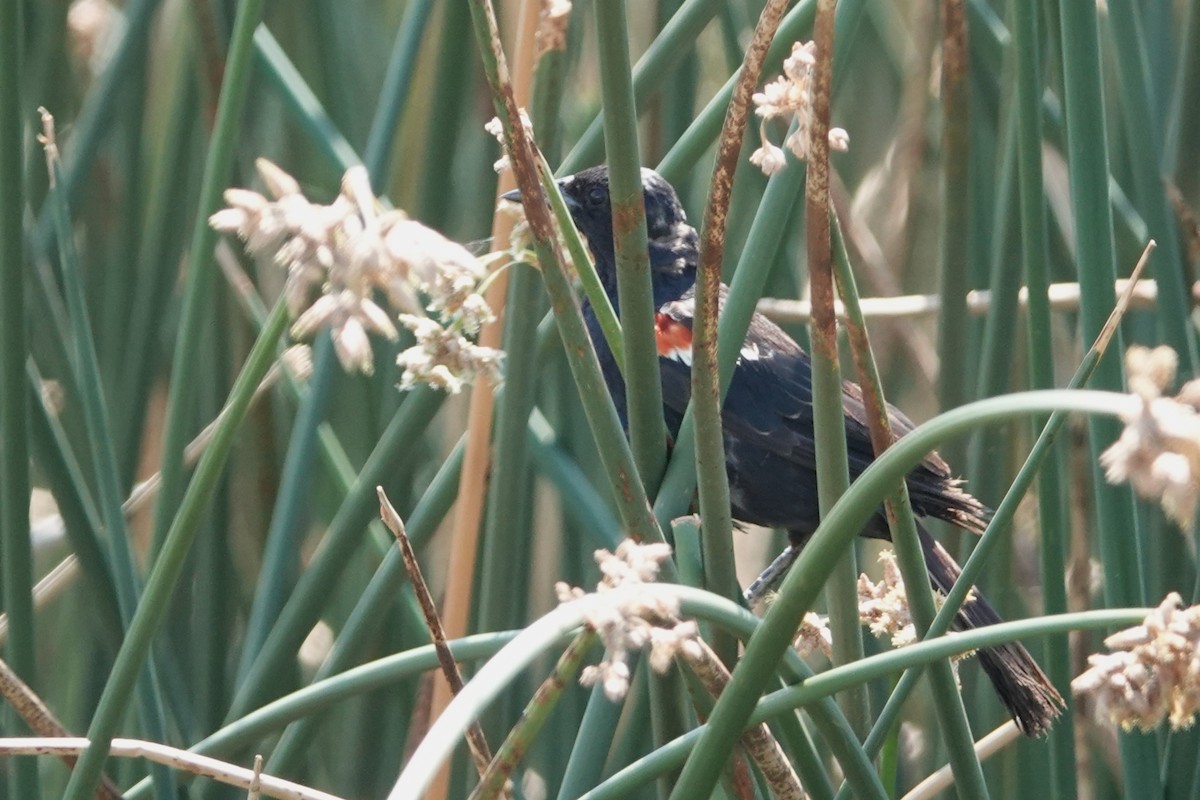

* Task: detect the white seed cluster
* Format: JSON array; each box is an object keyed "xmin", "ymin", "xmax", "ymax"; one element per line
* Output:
[
  {"xmin": 555, "ymin": 541, "xmax": 701, "ymax": 702},
  {"xmin": 749, "ymin": 41, "xmax": 850, "ymax": 176},
  {"xmin": 211, "ymin": 159, "xmax": 502, "ymax": 388},
  {"xmin": 1073, "ymin": 592, "xmax": 1200, "ymax": 732},
  {"xmin": 484, "ymin": 110, "xmax": 535, "ymax": 175},
  {"xmin": 793, "ymin": 611, "xmax": 834, "ymax": 659},
  {"xmin": 1100, "ymin": 345, "xmax": 1200, "ymax": 528},
  {"xmin": 857, "ymin": 549, "xmax": 919, "ymax": 648},
  {"xmin": 855, "ymin": 549, "xmax": 968, "ymax": 666}
]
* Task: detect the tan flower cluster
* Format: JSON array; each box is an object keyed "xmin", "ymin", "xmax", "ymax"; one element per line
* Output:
[
  {"xmin": 67, "ymin": 0, "xmax": 117, "ymax": 75},
  {"xmin": 496, "ymin": 203, "xmax": 538, "ymax": 268},
  {"xmin": 211, "ymin": 160, "xmax": 502, "ymax": 386},
  {"xmin": 1072, "ymin": 592, "xmax": 1200, "ymax": 731},
  {"xmin": 749, "ymin": 41, "xmax": 850, "ymax": 176},
  {"xmin": 793, "ymin": 611, "xmax": 833, "ymax": 659},
  {"xmin": 1100, "ymin": 345, "xmax": 1200, "ymax": 528},
  {"xmin": 857, "ymin": 549, "xmax": 918, "ymax": 647},
  {"xmin": 855, "ymin": 550, "xmax": 969, "ymax": 664},
  {"xmin": 535, "ymin": 0, "xmax": 572, "ymax": 56},
  {"xmin": 397, "ymin": 314, "xmax": 503, "ymax": 394},
  {"xmin": 484, "ymin": 110, "xmax": 535, "ymax": 175},
  {"xmin": 555, "ymin": 541, "xmax": 700, "ymax": 701}
]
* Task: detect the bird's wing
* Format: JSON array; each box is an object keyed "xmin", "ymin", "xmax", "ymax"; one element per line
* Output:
[{"xmin": 654, "ymin": 290, "xmax": 959, "ymax": 488}]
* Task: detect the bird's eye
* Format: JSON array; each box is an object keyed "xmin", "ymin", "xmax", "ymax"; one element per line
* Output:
[{"xmin": 586, "ymin": 186, "xmax": 607, "ymax": 207}]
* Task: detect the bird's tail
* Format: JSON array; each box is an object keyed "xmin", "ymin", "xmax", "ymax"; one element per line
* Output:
[{"xmin": 918, "ymin": 524, "xmax": 1064, "ymax": 737}]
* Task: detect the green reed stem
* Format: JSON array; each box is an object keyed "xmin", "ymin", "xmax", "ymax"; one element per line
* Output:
[
  {"xmin": 1013, "ymin": 0, "xmax": 1076, "ymax": 793},
  {"xmin": 595, "ymin": 0, "xmax": 668, "ymax": 493},
  {"xmin": 151, "ymin": 0, "xmax": 267, "ymax": 558},
  {"xmin": 0, "ymin": 6, "xmax": 36, "ymax": 797},
  {"xmin": 1057, "ymin": 2, "xmax": 1159, "ymax": 792},
  {"xmin": 62, "ymin": 298, "xmax": 290, "ymax": 800}
]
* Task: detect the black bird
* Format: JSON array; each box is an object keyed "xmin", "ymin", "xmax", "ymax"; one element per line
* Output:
[{"xmin": 511, "ymin": 165, "xmax": 1063, "ymax": 736}]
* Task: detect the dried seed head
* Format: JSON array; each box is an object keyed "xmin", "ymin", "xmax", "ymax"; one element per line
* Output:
[
  {"xmin": 485, "ymin": 109, "xmax": 535, "ymax": 174},
  {"xmin": 396, "ymin": 314, "xmax": 503, "ymax": 394},
  {"xmin": 857, "ymin": 550, "xmax": 969, "ymax": 659},
  {"xmin": 1100, "ymin": 345, "xmax": 1200, "ymax": 528},
  {"xmin": 749, "ymin": 141, "xmax": 788, "ymax": 176},
  {"xmin": 536, "ymin": 0, "xmax": 572, "ymax": 56},
  {"xmin": 211, "ymin": 161, "xmax": 503, "ymax": 385},
  {"xmin": 256, "ymin": 157, "xmax": 301, "ymax": 199},
  {"xmin": 557, "ymin": 541, "xmax": 699, "ymax": 701},
  {"xmin": 281, "ymin": 344, "xmax": 314, "ymax": 382},
  {"xmin": 858, "ymin": 549, "xmax": 917, "ymax": 648},
  {"xmin": 1073, "ymin": 593, "xmax": 1200, "ymax": 732},
  {"xmin": 748, "ymin": 40, "xmax": 850, "ymax": 175},
  {"xmin": 793, "ymin": 612, "xmax": 833, "ymax": 659}
]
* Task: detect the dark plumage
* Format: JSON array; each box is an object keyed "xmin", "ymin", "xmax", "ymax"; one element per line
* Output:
[{"xmin": 529, "ymin": 165, "xmax": 1063, "ymax": 736}]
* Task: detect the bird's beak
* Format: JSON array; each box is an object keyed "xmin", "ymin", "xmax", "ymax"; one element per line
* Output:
[{"xmin": 498, "ymin": 177, "xmax": 578, "ymax": 210}]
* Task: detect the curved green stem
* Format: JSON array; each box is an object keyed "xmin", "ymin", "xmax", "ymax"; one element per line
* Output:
[
  {"xmin": 831, "ymin": 271, "xmax": 1145, "ymax": 798},
  {"xmin": 391, "ymin": 583, "xmax": 885, "ymax": 800},
  {"xmin": 669, "ymin": 389, "xmax": 1131, "ymax": 798},
  {"xmin": 470, "ymin": 631, "xmax": 599, "ymax": 800},
  {"xmin": 123, "ymin": 632, "xmax": 521, "ymax": 799},
  {"xmin": 584, "ymin": 607, "xmax": 1149, "ymax": 800},
  {"xmin": 264, "ymin": 437, "xmax": 464, "ymax": 773}
]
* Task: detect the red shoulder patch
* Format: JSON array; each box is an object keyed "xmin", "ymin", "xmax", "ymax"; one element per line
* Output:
[{"xmin": 654, "ymin": 312, "xmax": 693, "ymax": 363}]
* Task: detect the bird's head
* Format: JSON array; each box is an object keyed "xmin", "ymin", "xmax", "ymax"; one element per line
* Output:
[{"xmin": 503, "ymin": 165, "xmax": 698, "ymax": 304}]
